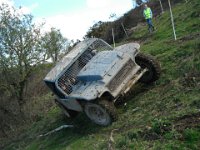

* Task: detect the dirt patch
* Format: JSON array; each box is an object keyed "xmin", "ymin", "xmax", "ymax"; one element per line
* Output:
[
  {"xmin": 165, "ymin": 32, "xmax": 200, "ymax": 45},
  {"xmin": 138, "ymin": 112, "xmax": 200, "ymax": 141},
  {"xmin": 174, "ymin": 112, "xmax": 200, "ymax": 132},
  {"xmin": 181, "ymin": 72, "xmax": 200, "ymax": 88},
  {"xmin": 178, "ymin": 33, "xmax": 200, "ymax": 42}
]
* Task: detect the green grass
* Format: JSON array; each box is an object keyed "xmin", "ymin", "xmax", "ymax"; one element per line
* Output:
[{"xmin": 3, "ymin": 0, "xmax": 200, "ymax": 149}]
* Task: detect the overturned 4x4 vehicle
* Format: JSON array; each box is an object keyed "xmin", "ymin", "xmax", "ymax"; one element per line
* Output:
[{"xmin": 44, "ymin": 38, "xmax": 161, "ymax": 126}]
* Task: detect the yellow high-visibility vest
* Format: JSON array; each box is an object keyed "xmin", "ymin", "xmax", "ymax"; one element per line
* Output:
[{"xmin": 144, "ymin": 8, "xmax": 152, "ymax": 19}]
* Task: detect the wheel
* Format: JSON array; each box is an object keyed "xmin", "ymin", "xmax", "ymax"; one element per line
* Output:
[
  {"xmin": 55, "ymin": 99, "xmax": 79, "ymax": 118},
  {"xmin": 135, "ymin": 53, "xmax": 161, "ymax": 83},
  {"xmin": 84, "ymin": 100, "xmax": 117, "ymax": 126}
]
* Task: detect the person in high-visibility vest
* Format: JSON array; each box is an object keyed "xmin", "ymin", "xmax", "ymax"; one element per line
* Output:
[{"xmin": 143, "ymin": 4, "xmax": 155, "ymax": 32}]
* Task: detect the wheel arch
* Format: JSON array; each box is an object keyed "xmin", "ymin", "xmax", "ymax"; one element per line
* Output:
[{"xmin": 99, "ymin": 91, "xmax": 114, "ymax": 101}]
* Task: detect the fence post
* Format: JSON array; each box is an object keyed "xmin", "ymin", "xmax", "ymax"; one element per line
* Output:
[
  {"xmin": 121, "ymin": 23, "xmax": 128, "ymax": 38},
  {"xmin": 168, "ymin": 0, "xmax": 177, "ymax": 40},
  {"xmin": 112, "ymin": 28, "xmax": 116, "ymax": 48},
  {"xmin": 158, "ymin": 0, "xmax": 164, "ymax": 13}
]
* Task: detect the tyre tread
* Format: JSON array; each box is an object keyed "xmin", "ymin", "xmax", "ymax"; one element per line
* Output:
[{"xmin": 135, "ymin": 53, "xmax": 161, "ymax": 83}]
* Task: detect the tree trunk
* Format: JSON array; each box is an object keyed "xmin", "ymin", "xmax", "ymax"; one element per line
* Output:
[
  {"xmin": 55, "ymin": 52, "xmax": 58, "ymax": 62},
  {"xmin": 18, "ymin": 80, "xmax": 26, "ymax": 113}
]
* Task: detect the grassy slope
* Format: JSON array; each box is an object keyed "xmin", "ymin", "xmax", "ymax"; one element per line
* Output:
[{"xmin": 4, "ymin": 0, "xmax": 200, "ymax": 149}]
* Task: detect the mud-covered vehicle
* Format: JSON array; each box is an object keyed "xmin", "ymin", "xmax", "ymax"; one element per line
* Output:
[{"xmin": 44, "ymin": 38, "xmax": 161, "ymax": 126}]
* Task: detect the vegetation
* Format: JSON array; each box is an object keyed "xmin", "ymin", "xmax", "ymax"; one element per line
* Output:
[
  {"xmin": 0, "ymin": 4, "xmax": 70, "ymax": 108},
  {"xmin": 0, "ymin": 4, "xmax": 46, "ymax": 110},
  {"xmin": 0, "ymin": 3, "xmax": 69, "ymax": 141},
  {"xmin": 42, "ymin": 28, "xmax": 69, "ymax": 63},
  {"xmin": 1, "ymin": 0, "xmax": 200, "ymax": 149}
]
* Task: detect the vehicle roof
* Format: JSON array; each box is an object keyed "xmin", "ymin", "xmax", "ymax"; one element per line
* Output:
[
  {"xmin": 44, "ymin": 38, "xmax": 113, "ymax": 82},
  {"xmin": 44, "ymin": 38, "xmax": 98, "ymax": 82}
]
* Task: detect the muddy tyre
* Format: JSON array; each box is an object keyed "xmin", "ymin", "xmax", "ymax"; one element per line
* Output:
[
  {"xmin": 55, "ymin": 99, "xmax": 79, "ymax": 118},
  {"xmin": 135, "ymin": 53, "xmax": 161, "ymax": 83},
  {"xmin": 84, "ymin": 100, "xmax": 117, "ymax": 126}
]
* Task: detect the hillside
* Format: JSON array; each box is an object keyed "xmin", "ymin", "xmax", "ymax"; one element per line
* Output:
[{"xmin": 2, "ymin": 0, "xmax": 200, "ymax": 149}]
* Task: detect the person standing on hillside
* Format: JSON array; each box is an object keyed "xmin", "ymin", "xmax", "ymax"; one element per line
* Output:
[{"xmin": 143, "ymin": 4, "xmax": 155, "ymax": 33}]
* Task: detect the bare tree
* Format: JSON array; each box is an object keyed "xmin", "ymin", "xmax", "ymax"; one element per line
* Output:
[{"xmin": 133, "ymin": 0, "xmax": 150, "ymax": 7}]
